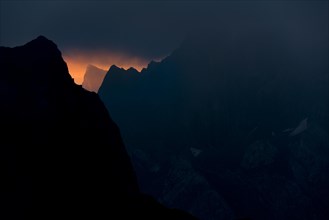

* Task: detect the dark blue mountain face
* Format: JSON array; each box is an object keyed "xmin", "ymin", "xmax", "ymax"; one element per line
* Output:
[
  {"xmin": 0, "ymin": 36, "xmax": 197, "ymax": 220},
  {"xmin": 99, "ymin": 30, "xmax": 329, "ymax": 220}
]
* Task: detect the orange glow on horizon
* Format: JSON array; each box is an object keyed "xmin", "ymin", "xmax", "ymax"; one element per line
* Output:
[
  {"xmin": 64, "ymin": 56, "xmax": 88, "ymax": 84},
  {"xmin": 63, "ymin": 49, "xmax": 153, "ymax": 85}
]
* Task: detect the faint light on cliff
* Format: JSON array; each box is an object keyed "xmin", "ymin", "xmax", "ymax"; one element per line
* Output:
[{"xmin": 63, "ymin": 49, "xmax": 149, "ymax": 85}]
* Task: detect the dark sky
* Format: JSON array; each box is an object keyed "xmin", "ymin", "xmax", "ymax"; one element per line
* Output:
[{"xmin": 0, "ymin": 0, "xmax": 327, "ymax": 83}]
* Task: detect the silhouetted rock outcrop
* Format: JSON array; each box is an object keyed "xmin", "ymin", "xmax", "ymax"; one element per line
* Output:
[
  {"xmin": 0, "ymin": 36, "xmax": 197, "ymax": 220},
  {"xmin": 82, "ymin": 64, "xmax": 107, "ymax": 92}
]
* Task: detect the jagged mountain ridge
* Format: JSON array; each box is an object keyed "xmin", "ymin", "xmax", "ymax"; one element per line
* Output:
[{"xmin": 0, "ymin": 36, "xmax": 197, "ymax": 220}]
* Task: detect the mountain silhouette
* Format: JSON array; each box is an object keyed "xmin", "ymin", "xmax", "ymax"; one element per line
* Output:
[
  {"xmin": 0, "ymin": 36, "xmax": 197, "ymax": 220},
  {"xmin": 82, "ymin": 64, "xmax": 107, "ymax": 92},
  {"xmin": 99, "ymin": 29, "xmax": 329, "ymax": 220}
]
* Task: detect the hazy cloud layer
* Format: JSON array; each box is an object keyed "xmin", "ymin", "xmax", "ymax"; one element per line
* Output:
[
  {"xmin": 1, "ymin": 1, "xmax": 327, "ymax": 59},
  {"xmin": 1, "ymin": 1, "xmax": 327, "ymax": 83}
]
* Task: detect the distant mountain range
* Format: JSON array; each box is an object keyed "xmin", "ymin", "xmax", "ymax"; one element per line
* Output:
[
  {"xmin": 82, "ymin": 64, "xmax": 107, "ymax": 92},
  {"xmin": 99, "ymin": 30, "xmax": 329, "ymax": 220},
  {"xmin": 0, "ymin": 36, "xmax": 196, "ymax": 220}
]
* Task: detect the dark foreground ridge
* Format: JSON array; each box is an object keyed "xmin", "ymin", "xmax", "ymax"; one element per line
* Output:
[{"xmin": 0, "ymin": 36, "xmax": 197, "ymax": 219}]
